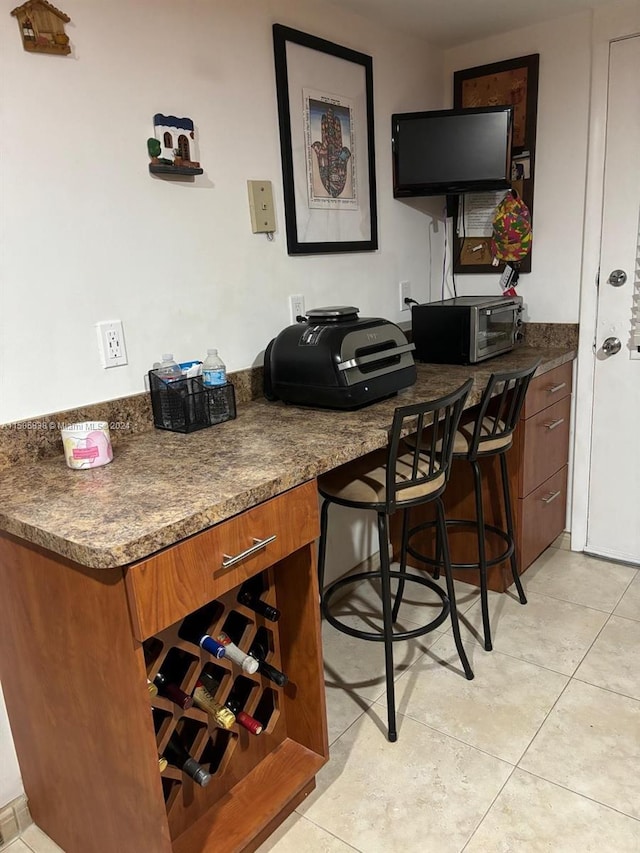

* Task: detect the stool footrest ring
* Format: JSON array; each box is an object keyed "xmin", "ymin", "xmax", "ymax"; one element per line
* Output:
[
  {"xmin": 322, "ymin": 570, "xmax": 449, "ymax": 642},
  {"xmin": 407, "ymin": 518, "xmax": 514, "ymax": 570}
]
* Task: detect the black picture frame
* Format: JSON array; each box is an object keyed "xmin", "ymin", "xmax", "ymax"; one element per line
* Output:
[
  {"xmin": 452, "ymin": 54, "xmax": 539, "ymax": 274},
  {"xmin": 272, "ymin": 24, "xmax": 378, "ymax": 255}
]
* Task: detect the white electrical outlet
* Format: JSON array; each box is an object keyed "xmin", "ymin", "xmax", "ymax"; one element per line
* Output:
[
  {"xmin": 96, "ymin": 320, "xmax": 128, "ymax": 368},
  {"xmin": 399, "ymin": 280, "xmax": 412, "ymax": 311},
  {"xmin": 289, "ymin": 294, "xmax": 305, "ymax": 325}
]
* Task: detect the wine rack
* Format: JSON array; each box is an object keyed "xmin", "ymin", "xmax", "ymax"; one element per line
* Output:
[
  {"xmin": 0, "ymin": 481, "xmax": 328, "ymax": 853},
  {"xmin": 144, "ymin": 571, "xmax": 287, "ymax": 839}
]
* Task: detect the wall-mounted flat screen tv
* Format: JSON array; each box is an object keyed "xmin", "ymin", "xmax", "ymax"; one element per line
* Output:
[{"xmin": 392, "ymin": 106, "xmax": 513, "ymax": 198}]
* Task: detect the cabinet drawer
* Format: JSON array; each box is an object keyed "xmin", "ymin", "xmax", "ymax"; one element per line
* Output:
[
  {"xmin": 125, "ymin": 480, "xmax": 319, "ymax": 641},
  {"xmin": 517, "ymin": 466, "xmax": 568, "ymax": 570},
  {"xmin": 522, "ymin": 361, "xmax": 572, "ymax": 419},
  {"xmin": 519, "ymin": 395, "xmax": 571, "ymax": 497}
]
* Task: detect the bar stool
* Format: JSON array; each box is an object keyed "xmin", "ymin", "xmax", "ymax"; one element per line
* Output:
[
  {"xmin": 399, "ymin": 362, "xmax": 540, "ymax": 653},
  {"xmin": 317, "ymin": 379, "xmax": 474, "ymax": 743}
]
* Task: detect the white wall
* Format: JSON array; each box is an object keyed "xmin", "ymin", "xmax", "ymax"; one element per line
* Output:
[
  {"xmin": 0, "ymin": 0, "xmax": 444, "ymax": 424},
  {"xmin": 443, "ymin": 12, "xmax": 593, "ymax": 323},
  {"xmin": 0, "ymin": 0, "xmax": 444, "ymax": 807}
]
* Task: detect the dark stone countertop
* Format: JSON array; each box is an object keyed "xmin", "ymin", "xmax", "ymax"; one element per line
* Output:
[{"xmin": 0, "ymin": 346, "xmax": 574, "ymax": 569}]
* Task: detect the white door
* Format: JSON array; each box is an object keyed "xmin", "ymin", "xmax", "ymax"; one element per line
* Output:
[{"xmin": 587, "ymin": 35, "xmax": 640, "ymax": 564}]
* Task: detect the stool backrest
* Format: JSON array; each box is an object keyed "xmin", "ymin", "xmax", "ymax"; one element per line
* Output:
[
  {"xmin": 468, "ymin": 360, "xmax": 541, "ymax": 460},
  {"xmin": 385, "ymin": 378, "xmax": 473, "ymax": 513}
]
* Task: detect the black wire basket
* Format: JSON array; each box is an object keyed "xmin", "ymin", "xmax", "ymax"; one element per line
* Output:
[{"xmin": 149, "ymin": 371, "xmax": 236, "ymax": 433}]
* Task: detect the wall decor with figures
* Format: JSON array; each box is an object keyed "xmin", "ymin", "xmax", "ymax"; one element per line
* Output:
[
  {"xmin": 147, "ymin": 115, "xmax": 204, "ymax": 177},
  {"xmin": 11, "ymin": 0, "xmax": 71, "ymax": 55}
]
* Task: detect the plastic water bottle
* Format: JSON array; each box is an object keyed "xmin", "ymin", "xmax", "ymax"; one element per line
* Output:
[
  {"xmin": 202, "ymin": 349, "xmax": 226, "ymax": 387},
  {"xmin": 202, "ymin": 349, "xmax": 228, "ymax": 422},
  {"xmin": 156, "ymin": 354, "xmax": 183, "ymax": 429}
]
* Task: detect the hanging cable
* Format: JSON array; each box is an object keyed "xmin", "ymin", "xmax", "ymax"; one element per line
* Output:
[
  {"xmin": 441, "ymin": 205, "xmax": 447, "ymax": 301},
  {"xmin": 452, "ymin": 195, "xmax": 465, "ymax": 299}
]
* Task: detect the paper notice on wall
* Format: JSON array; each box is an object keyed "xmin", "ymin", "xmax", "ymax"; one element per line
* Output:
[{"xmin": 456, "ymin": 191, "xmax": 509, "ymax": 238}]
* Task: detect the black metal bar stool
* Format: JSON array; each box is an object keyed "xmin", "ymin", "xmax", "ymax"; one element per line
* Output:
[
  {"xmin": 317, "ymin": 379, "xmax": 474, "ymax": 743},
  {"xmin": 398, "ymin": 362, "xmax": 540, "ymax": 654}
]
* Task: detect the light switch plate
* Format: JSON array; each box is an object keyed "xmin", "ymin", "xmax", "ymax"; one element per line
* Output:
[{"xmin": 247, "ymin": 180, "xmax": 276, "ymax": 233}]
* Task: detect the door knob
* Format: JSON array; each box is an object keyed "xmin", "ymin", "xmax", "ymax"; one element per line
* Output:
[
  {"xmin": 602, "ymin": 337, "xmax": 622, "ymax": 355},
  {"xmin": 608, "ymin": 269, "xmax": 627, "ymax": 286}
]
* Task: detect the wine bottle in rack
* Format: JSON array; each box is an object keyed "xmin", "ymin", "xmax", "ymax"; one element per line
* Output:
[
  {"xmin": 158, "ymin": 757, "xmax": 168, "ymax": 772},
  {"xmin": 215, "ymin": 632, "xmax": 259, "ymax": 674},
  {"xmin": 163, "ymin": 731, "xmax": 211, "ymax": 787},
  {"xmin": 192, "ymin": 680, "xmax": 236, "ymax": 730},
  {"xmin": 179, "ymin": 624, "xmax": 226, "ymax": 658},
  {"xmin": 200, "ymin": 671, "xmax": 262, "ymax": 736},
  {"xmin": 153, "ymin": 672, "xmax": 193, "ymax": 710},
  {"xmin": 247, "ymin": 638, "xmax": 288, "ymax": 687},
  {"xmin": 237, "ymin": 578, "xmax": 280, "ymax": 622},
  {"xmin": 147, "ymin": 679, "xmax": 159, "ymax": 697},
  {"xmin": 224, "ymin": 683, "xmax": 263, "ymax": 736}
]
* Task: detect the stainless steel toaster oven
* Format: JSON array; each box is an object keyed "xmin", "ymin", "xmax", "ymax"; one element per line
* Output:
[{"xmin": 411, "ymin": 295, "xmax": 524, "ymax": 364}]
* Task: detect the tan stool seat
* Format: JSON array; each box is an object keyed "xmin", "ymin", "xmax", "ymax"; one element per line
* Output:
[
  {"xmin": 454, "ymin": 417, "xmax": 512, "ymax": 455},
  {"xmin": 319, "ymin": 449, "xmax": 445, "ymax": 507}
]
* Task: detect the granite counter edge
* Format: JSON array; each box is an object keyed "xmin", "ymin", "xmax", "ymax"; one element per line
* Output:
[{"xmin": 0, "ymin": 347, "xmax": 576, "ymax": 570}]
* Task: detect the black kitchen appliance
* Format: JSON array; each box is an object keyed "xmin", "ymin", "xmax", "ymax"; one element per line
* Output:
[
  {"xmin": 264, "ymin": 306, "xmax": 416, "ymax": 409},
  {"xmin": 411, "ymin": 295, "xmax": 524, "ymax": 364}
]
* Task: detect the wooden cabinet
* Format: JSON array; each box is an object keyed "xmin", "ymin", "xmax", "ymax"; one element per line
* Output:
[
  {"xmin": 0, "ymin": 480, "xmax": 328, "ymax": 853},
  {"xmin": 511, "ymin": 361, "xmax": 573, "ymax": 572}
]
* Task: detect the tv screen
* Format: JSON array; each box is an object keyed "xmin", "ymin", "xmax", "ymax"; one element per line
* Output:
[{"xmin": 392, "ymin": 106, "xmax": 513, "ymax": 198}]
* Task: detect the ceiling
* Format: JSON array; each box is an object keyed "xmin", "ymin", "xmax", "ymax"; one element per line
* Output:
[{"xmin": 330, "ymin": 0, "xmax": 614, "ymax": 47}]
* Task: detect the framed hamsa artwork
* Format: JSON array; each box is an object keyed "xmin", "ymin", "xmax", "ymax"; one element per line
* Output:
[{"xmin": 273, "ymin": 25, "xmax": 378, "ymax": 254}]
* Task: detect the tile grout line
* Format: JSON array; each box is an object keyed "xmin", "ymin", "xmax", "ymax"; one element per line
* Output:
[
  {"xmin": 509, "ymin": 605, "xmax": 620, "ymax": 772},
  {"xmin": 510, "ymin": 609, "xmax": 635, "ymax": 792},
  {"xmin": 522, "ymin": 585, "xmax": 640, "ymax": 618},
  {"xmin": 459, "ymin": 603, "xmax": 638, "ymax": 853},
  {"xmin": 295, "ymin": 814, "xmax": 365, "ymax": 853},
  {"xmin": 505, "ymin": 581, "xmax": 634, "ymax": 617},
  {"xmin": 515, "ymin": 767, "xmax": 640, "ymax": 823},
  {"xmin": 459, "ymin": 762, "xmax": 520, "ymax": 852},
  {"xmin": 570, "ymin": 674, "xmax": 640, "ymax": 703},
  {"xmin": 366, "ymin": 700, "xmax": 519, "ymax": 769}
]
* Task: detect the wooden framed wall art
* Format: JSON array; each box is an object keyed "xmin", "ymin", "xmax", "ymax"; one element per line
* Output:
[
  {"xmin": 453, "ymin": 54, "xmax": 539, "ymax": 274},
  {"xmin": 273, "ymin": 24, "xmax": 378, "ymax": 255}
]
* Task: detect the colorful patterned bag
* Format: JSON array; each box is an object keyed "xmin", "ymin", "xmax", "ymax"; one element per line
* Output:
[{"xmin": 491, "ymin": 190, "xmax": 532, "ymax": 263}]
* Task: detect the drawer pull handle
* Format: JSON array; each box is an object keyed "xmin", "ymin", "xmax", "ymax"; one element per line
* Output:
[
  {"xmin": 541, "ymin": 490, "xmax": 562, "ymax": 505},
  {"xmin": 544, "ymin": 418, "xmax": 565, "ymax": 430},
  {"xmin": 547, "ymin": 382, "xmax": 567, "ymax": 394},
  {"xmin": 222, "ymin": 535, "xmax": 277, "ymax": 569}
]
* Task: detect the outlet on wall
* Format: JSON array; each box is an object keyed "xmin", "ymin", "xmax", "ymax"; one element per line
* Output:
[
  {"xmin": 289, "ymin": 294, "xmax": 305, "ymax": 325},
  {"xmin": 96, "ymin": 320, "xmax": 128, "ymax": 368},
  {"xmin": 399, "ymin": 280, "xmax": 412, "ymax": 311}
]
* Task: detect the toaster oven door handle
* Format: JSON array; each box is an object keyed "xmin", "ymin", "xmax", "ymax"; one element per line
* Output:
[
  {"xmin": 483, "ymin": 304, "xmax": 518, "ymax": 316},
  {"xmin": 337, "ymin": 342, "xmax": 415, "ymax": 372}
]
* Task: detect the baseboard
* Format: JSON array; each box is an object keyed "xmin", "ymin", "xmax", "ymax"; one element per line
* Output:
[
  {"xmin": 551, "ymin": 531, "xmax": 571, "ymax": 551},
  {"xmin": 0, "ymin": 795, "xmax": 31, "ymax": 849}
]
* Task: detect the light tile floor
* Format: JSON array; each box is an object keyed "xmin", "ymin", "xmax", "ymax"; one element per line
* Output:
[{"xmin": 7, "ymin": 542, "xmax": 639, "ymax": 853}]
